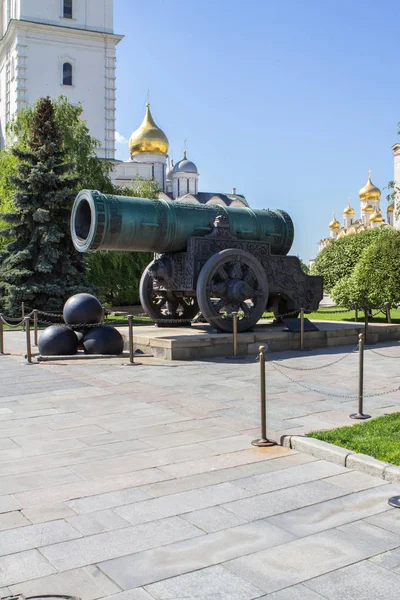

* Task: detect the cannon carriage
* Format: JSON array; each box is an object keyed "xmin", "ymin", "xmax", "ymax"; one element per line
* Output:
[{"xmin": 71, "ymin": 190, "xmax": 323, "ymax": 332}]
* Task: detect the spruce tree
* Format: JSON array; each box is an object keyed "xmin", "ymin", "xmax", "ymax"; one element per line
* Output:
[{"xmin": 0, "ymin": 97, "xmax": 87, "ymax": 315}]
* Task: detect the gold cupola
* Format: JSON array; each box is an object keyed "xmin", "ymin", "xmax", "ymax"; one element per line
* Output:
[
  {"xmin": 343, "ymin": 198, "xmax": 355, "ymax": 215},
  {"xmin": 370, "ymin": 210, "xmax": 383, "ymax": 223},
  {"xmin": 362, "ymin": 203, "xmax": 374, "ymax": 213},
  {"xmin": 129, "ymin": 104, "xmax": 169, "ymax": 159},
  {"xmin": 387, "ymin": 202, "xmax": 394, "ymax": 213},
  {"xmin": 329, "ymin": 215, "xmax": 340, "ymax": 230},
  {"xmin": 359, "ymin": 172, "xmax": 381, "ymax": 200}
]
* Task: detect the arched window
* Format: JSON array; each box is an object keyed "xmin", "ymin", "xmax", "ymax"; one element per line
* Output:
[
  {"xmin": 63, "ymin": 62, "xmax": 72, "ymax": 86},
  {"xmin": 63, "ymin": 0, "xmax": 72, "ymax": 19}
]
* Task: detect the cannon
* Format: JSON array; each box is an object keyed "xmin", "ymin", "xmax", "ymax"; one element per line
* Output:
[{"xmin": 71, "ymin": 190, "xmax": 323, "ymax": 332}]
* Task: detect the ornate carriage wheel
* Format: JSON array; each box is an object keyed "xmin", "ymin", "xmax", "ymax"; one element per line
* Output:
[
  {"xmin": 139, "ymin": 265, "xmax": 199, "ymax": 324},
  {"xmin": 196, "ymin": 249, "xmax": 268, "ymax": 333}
]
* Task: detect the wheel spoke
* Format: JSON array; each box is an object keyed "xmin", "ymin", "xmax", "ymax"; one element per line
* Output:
[
  {"xmin": 229, "ymin": 262, "xmax": 243, "ymax": 279},
  {"xmin": 210, "ymin": 282, "xmax": 226, "ymax": 296},
  {"xmin": 217, "ymin": 266, "xmax": 229, "ymax": 281},
  {"xmin": 243, "ymin": 266, "xmax": 256, "ymax": 285}
]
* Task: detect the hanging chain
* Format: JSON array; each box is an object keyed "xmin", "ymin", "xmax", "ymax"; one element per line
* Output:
[
  {"xmin": 270, "ymin": 356, "xmax": 400, "ymax": 399},
  {"xmin": 368, "ymin": 348, "xmax": 400, "ymax": 359},
  {"xmin": 0, "ymin": 316, "xmax": 26, "ymax": 329},
  {"xmin": 271, "ymin": 344, "xmax": 359, "ymax": 371},
  {"xmin": 269, "ymin": 361, "xmax": 359, "ymax": 398}
]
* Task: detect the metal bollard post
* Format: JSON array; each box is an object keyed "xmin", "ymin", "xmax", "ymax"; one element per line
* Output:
[
  {"xmin": 123, "ymin": 315, "xmax": 140, "ymax": 366},
  {"xmin": 232, "ymin": 312, "xmax": 238, "ymax": 357},
  {"xmin": 0, "ymin": 315, "xmax": 4, "ymax": 355},
  {"xmin": 25, "ymin": 317, "xmax": 32, "ymax": 364},
  {"xmin": 354, "ymin": 302, "xmax": 358, "ymax": 323},
  {"xmin": 252, "ymin": 346, "xmax": 276, "ymax": 447},
  {"xmin": 128, "ymin": 315, "xmax": 134, "ymax": 364},
  {"xmin": 33, "ymin": 310, "xmax": 39, "ymax": 347},
  {"xmin": 300, "ymin": 308, "xmax": 305, "ymax": 351},
  {"xmin": 385, "ymin": 302, "xmax": 392, "ymax": 324},
  {"xmin": 364, "ymin": 307, "xmax": 369, "ymax": 345},
  {"xmin": 350, "ymin": 333, "xmax": 370, "ymax": 420}
]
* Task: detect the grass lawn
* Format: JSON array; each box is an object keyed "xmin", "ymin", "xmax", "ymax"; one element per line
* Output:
[
  {"xmin": 263, "ymin": 306, "xmax": 400, "ymax": 324},
  {"xmin": 308, "ymin": 413, "xmax": 400, "ymax": 465}
]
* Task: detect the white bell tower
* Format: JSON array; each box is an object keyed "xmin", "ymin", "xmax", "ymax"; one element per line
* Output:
[{"xmin": 0, "ymin": 0, "xmax": 123, "ymax": 158}]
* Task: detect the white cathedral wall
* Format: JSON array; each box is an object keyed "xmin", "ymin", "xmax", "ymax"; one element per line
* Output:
[
  {"xmin": 21, "ymin": 34, "xmax": 112, "ymax": 158},
  {"xmin": 17, "ymin": 0, "xmax": 114, "ymax": 33},
  {"xmin": 393, "ymin": 145, "xmax": 400, "ymax": 228},
  {"xmin": 112, "ymin": 158, "xmax": 166, "ymax": 191},
  {"xmin": 0, "ymin": 23, "xmax": 118, "ymax": 156}
]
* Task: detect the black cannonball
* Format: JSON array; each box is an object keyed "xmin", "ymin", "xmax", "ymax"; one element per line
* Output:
[
  {"xmin": 83, "ymin": 325, "xmax": 124, "ymax": 355},
  {"xmin": 63, "ymin": 293, "xmax": 103, "ymax": 326},
  {"xmin": 39, "ymin": 325, "xmax": 79, "ymax": 356}
]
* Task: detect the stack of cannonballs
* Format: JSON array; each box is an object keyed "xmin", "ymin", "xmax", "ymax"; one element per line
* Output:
[{"xmin": 38, "ymin": 293, "xmax": 124, "ymax": 357}]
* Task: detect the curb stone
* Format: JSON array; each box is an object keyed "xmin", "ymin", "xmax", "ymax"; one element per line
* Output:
[
  {"xmin": 346, "ymin": 453, "xmax": 391, "ymax": 479},
  {"xmin": 383, "ymin": 464, "xmax": 400, "ymax": 483},
  {"xmin": 283, "ymin": 435, "xmax": 400, "ymax": 483}
]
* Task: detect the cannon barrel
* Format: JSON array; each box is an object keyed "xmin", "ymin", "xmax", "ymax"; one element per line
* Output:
[{"xmin": 71, "ymin": 190, "xmax": 294, "ymax": 255}]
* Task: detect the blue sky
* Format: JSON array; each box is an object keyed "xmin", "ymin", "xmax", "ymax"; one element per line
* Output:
[{"xmin": 114, "ymin": 0, "xmax": 399, "ymax": 262}]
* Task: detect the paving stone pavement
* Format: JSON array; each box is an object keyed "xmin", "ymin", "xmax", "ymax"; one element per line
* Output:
[{"xmin": 0, "ymin": 331, "xmax": 399, "ymax": 598}]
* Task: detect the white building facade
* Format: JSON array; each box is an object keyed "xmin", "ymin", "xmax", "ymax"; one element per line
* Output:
[
  {"xmin": 0, "ymin": 1, "xmax": 246, "ymax": 207},
  {"xmin": 393, "ymin": 143, "xmax": 400, "ymax": 229},
  {"xmin": 111, "ymin": 103, "xmax": 248, "ymax": 207},
  {"xmin": 318, "ymin": 174, "xmax": 395, "ymax": 254},
  {"xmin": 0, "ymin": 0, "xmax": 122, "ymax": 157}
]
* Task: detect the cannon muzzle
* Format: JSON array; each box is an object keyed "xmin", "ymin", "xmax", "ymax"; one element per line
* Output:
[{"xmin": 71, "ymin": 190, "xmax": 294, "ymax": 255}]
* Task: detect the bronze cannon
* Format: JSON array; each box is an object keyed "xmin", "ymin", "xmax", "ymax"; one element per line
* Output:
[{"xmin": 71, "ymin": 190, "xmax": 323, "ymax": 332}]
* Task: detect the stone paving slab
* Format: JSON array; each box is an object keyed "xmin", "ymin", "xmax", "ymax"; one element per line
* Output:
[
  {"xmin": 303, "ymin": 561, "xmax": 400, "ymax": 599},
  {"xmin": 144, "ymin": 564, "xmax": 264, "ymax": 599},
  {"xmin": 8, "ymin": 566, "xmax": 121, "ymax": 600},
  {"xmin": 0, "ymin": 549, "xmax": 56, "ymax": 587},
  {"xmin": 0, "ymin": 334, "xmax": 400, "ymax": 598},
  {"xmin": 98, "ymin": 520, "xmax": 296, "ymax": 589},
  {"xmin": 224, "ymin": 528, "xmax": 391, "ymax": 594},
  {"xmin": 41, "ymin": 516, "xmax": 203, "ymax": 571}
]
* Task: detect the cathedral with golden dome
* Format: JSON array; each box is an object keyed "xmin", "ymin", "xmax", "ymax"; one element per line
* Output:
[
  {"xmin": 110, "ymin": 103, "xmax": 248, "ymax": 208},
  {"xmin": 318, "ymin": 171, "xmax": 395, "ymax": 253}
]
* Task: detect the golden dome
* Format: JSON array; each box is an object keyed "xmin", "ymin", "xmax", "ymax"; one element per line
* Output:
[
  {"xmin": 362, "ymin": 203, "xmax": 374, "ymax": 213},
  {"xmin": 359, "ymin": 175, "xmax": 381, "ymax": 200},
  {"xmin": 329, "ymin": 216, "xmax": 340, "ymax": 229},
  {"xmin": 129, "ymin": 104, "xmax": 169, "ymax": 158},
  {"xmin": 343, "ymin": 198, "xmax": 355, "ymax": 215},
  {"xmin": 388, "ymin": 203, "xmax": 394, "ymax": 213},
  {"xmin": 370, "ymin": 210, "xmax": 383, "ymax": 223}
]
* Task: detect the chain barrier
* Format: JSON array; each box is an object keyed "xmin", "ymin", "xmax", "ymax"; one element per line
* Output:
[
  {"xmin": 269, "ymin": 360, "xmax": 360, "ymax": 399},
  {"xmin": 36, "ymin": 318, "xmax": 104, "ymax": 329},
  {"xmin": 371, "ymin": 310, "xmax": 385, "ymax": 319},
  {"xmin": 0, "ymin": 316, "xmax": 26, "ymax": 329},
  {"xmin": 368, "ymin": 348, "xmax": 400, "ymax": 359},
  {"xmin": 270, "ymin": 346, "xmax": 400, "ymax": 399},
  {"xmin": 36, "ymin": 310, "xmax": 64, "ymax": 319},
  {"xmin": 271, "ymin": 344, "xmax": 359, "ymax": 371},
  {"xmin": 314, "ymin": 308, "xmax": 354, "ymax": 315},
  {"xmin": 270, "ymin": 359, "xmax": 400, "ymax": 399}
]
